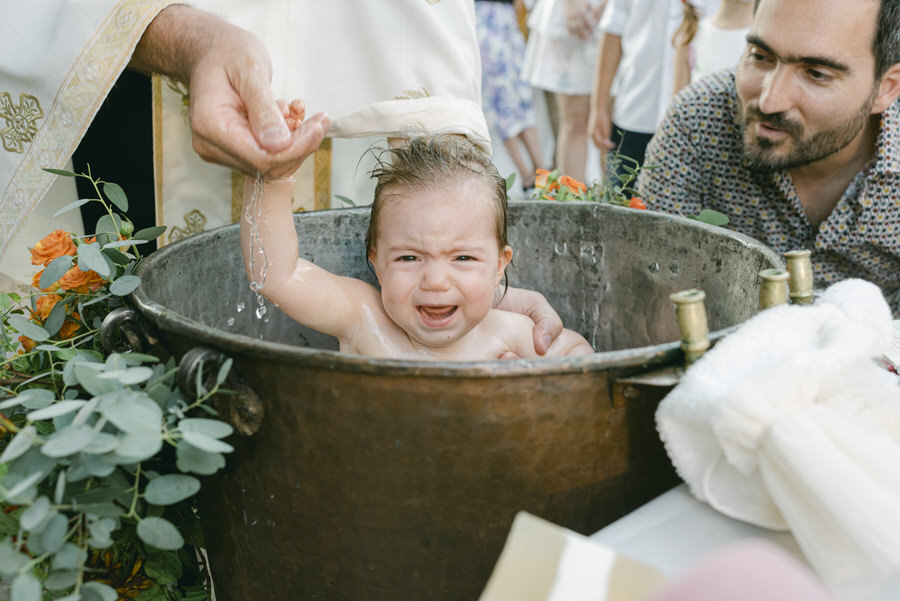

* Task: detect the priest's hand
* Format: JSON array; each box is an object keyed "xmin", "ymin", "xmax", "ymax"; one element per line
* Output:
[
  {"xmin": 130, "ymin": 4, "xmax": 329, "ymax": 179},
  {"xmin": 495, "ymin": 287, "xmax": 564, "ymax": 355}
]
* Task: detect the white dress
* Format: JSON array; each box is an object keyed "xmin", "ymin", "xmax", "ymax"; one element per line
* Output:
[
  {"xmin": 521, "ymin": 0, "xmax": 604, "ymax": 96},
  {"xmin": 690, "ymin": 19, "xmax": 749, "ymax": 82}
]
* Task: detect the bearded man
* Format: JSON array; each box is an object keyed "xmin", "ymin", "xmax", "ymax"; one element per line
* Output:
[{"xmin": 636, "ymin": 0, "xmax": 900, "ymax": 312}]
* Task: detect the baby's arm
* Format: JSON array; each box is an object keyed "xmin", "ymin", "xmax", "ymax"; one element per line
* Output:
[
  {"xmin": 240, "ymin": 174, "xmax": 374, "ymax": 341},
  {"xmin": 544, "ymin": 329, "xmax": 594, "ymax": 357}
]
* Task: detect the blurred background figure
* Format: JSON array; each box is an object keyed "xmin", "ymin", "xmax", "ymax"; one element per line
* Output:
[
  {"xmin": 475, "ymin": 0, "xmax": 546, "ymax": 192},
  {"xmin": 522, "ymin": 0, "xmax": 605, "ymax": 182},
  {"xmin": 671, "ymin": 0, "xmax": 753, "ymax": 97},
  {"xmin": 589, "ymin": 0, "xmax": 718, "ymax": 184}
]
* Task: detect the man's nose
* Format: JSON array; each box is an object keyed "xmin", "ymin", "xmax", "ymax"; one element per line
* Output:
[{"xmin": 758, "ymin": 65, "xmax": 795, "ymax": 115}]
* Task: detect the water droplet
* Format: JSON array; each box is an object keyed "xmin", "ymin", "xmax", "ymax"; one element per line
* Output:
[
  {"xmin": 555, "ymin": 242, "xmax": 568, "ymax": 255},
  {"xmin": 256, "ymin": 305, "xmax": 267, "ymax": 319},
  {"xmin": 669, "ymin": 260, "xmax": 680, "ymax": 274},
  {"xmin": 226, "ymin": 317, "xmax": 235, "ymax": 327},
  {"xmin": 648, "ymin": 262, "xmax": 660, "ymax": 273},
  {"xmin": 236, "ymin": 302, "xmax": 246, "ymax": 312},
  {"xmin": 263, "ymin": 317, "xmax": 269, "ymax": 324}
]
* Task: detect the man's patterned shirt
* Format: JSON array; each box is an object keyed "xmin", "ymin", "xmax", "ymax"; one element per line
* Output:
[{"xmin": 637, "ymin": 70, "xmax": 900, "ymax": 313}]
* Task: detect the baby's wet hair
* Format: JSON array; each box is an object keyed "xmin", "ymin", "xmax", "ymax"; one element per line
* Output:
[{"xmin": 364, "ymin": 135, "xmax": 509, "ymax": 259}]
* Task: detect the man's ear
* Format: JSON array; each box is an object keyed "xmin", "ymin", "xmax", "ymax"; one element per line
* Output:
[{"xmin": 872, "ymin": 63, "xmax": 900, "ymax": 114}]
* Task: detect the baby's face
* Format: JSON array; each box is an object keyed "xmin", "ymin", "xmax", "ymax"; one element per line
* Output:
[{"xmin": 369, "ymin": 181, "xmax": 512, "ymax": 349}]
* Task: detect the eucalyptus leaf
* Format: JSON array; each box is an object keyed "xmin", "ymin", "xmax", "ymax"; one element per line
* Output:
[
  {"xmin": 103, "ymin": 239, "xmax": 145, "ymax": 249},
  {"xmin": 115, "ymin": 429, "xmax": 163, "ymax": 462},
  {"xmin": 32, "ymin": 511, "xmax": 67, "ymax": 554},
  {"xmin": 45, "ymin": 569, "xmax": 79, "ymax": 592},
  {"xmin": 72, "ymin": 396, "xmax": 100, "ymax": 426},
  {"xmin": 42, "ymin": 167, "xmax": 78, "ymax": 177},
  {"xmin": 137, "ymin": 516, "xmax": 184, "ymax": 551},
  {"xmin": 77, "ymin": 242, "xmax": 111, "ymax": 279},
  {"xmin": 1, "ymin": 388, "xmax": 55, "ymax": 410},
  {"xmin": 109, "ymin": 275, "xmax": 141, "ymax": 296},
  {"xmin": 56, "ymin": 594, "xmax": 82, "ymax": 601},
  {"xmin": 39, "ymin": 254, "xmax": 74, "ymax": 290},
  {"xmin": 34, "ymin": 343, "xmax": 63, "ymax": 352},
  {"xmin": 0, "ymin": 540, "xmax": 30, "ymax": 577},
  {"xmin": 0, "ymin": 424, "xmax": 38, "ymax": 463},
  {"xmin": 696, "ymin": 209, "xmax": 730, "ymax": 226},
  {"xmin": 27, "ymin": 400, "xmax": 87, "ymax": 422},
  {"xmin": 83, "ymin": 432, "xmax": 120, "ymax": 454},
  {"xmin": 55, "ymin": 469, "xmax": 67, "ymax": 504},
  {"xmin": 176, "ymin": 441, "xmax": 225, "ymax": 475},
  {"xmin": 44, "ymin": 299, "xmax": 67, "ymax": 337},
  {"xmin": 133, "ymin": 226, "xmax": 167, "ymax": 241},
  {"xmin": 51, "ymin": 197, "xmax": 92, "ymax": 218},
  {"xmin": 180, "ymin": 431, "xmax": 233, "ymax": 454},
  {"xmin": 4, "ymin": 470, "xmax": 42, "ymax": 503},
  {"xmin": 20, "ymin": 496, "xmax": 51, "ymax": 531},
  {"xmin": 179, "ymin": 418, "xmax": 233, "ymax": 440},
  {"xmin": 97, "ymin": 366, "xmax": 154, "ymax": 385},
  {"xmin": 103, "ymin": 182, "xmax": 128, "ymax": 212},
  {"xmin": 87, "ymin": 517, "xmax": 116, "ymax": 548},
  {"xmin": 99, "ymin": 389, "xmax": 162, "ymax": 432},
  {"xmin": 41, "ymin": 424, "xmax": 96, "ymax": 457},
  {"xmin": 215, "ymin": 358, "xmax": 233, "ymax": 387},
  {"xmin": 11, "ymin": 572, "xmax": 41, "ymax": 601},
  {"xmin": 144, "ymin": 474, "xmax": 201, "ymax": 505},
  {"xmin": 74, "ymin": 487, "xmax": 125, "ymax": 506},
  {"xmin": 95, "ymin": 214, "xmax": 123, "ymax": 237},
  {"xmin": 74, "ymin": 362, "xmax": 121, "ymax": 396},
  {"xmin": 67, "ymin": 453, "xmax": 117, "ymax": 481},
  {"xmin": 51, "ymin": 542, "xmax": 86, "ymax": 570},
  {"xmin": 81, "ymin": 581, "xmax": 118, "ymax": 601},
  {"xmin": 8, "ymin": 315, "xmax": 50, "ymax": 342},
  {"xmin": 102, "ymin": 247, "xmax": 132, "ymax": 265}
]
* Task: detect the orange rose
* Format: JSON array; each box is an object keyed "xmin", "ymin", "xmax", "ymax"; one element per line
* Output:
[
  {"xmin": 58, "ymin": 265, "xmax": 105, "ymax": 293},
  {"xmin": 558, "ymin": 175, "xmax": 586, "ymax": 194},
  {"xmin": 33, "ymin": 293, "xmax": 62, "ymax": 322},
  {"xmin": 18, "ymin": 335, "xmax": 36, "ymax": 353},
  {"xmin": 32, "ymin": 269, "xmax": 60, "ymax": 292},
  {"xmin": 31, "ymin": 230, "xmax": 76, "ymax": 266},
  {"xmin": 534, "ymin": 169, "xmax": 551, "ymax": 189},
  {"xmin": 629, "ymin": 196, "xmax": 647, "ymax": 210},
  {"xmin": 59, "ymin": 319, "xmax": 81, "ymax": 340}
]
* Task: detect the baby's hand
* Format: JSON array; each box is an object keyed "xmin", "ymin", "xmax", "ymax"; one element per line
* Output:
[{"xmin": 277, "ymin": 98, "xmax": 307, "ymax": 132}]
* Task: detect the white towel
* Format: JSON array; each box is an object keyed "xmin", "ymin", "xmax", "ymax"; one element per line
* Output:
[{"xmin": 656, "ymin": 279, "xmax": 900, "ymax": 600}]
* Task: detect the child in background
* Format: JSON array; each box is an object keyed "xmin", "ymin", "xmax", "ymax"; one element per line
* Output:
[
  {"xmin": 671, "ymin": 0, "xmax": 754, "ymax": 97},
  {"xmin": 242, "ymin": 111, "xmax": 593, "ymax": 360}
]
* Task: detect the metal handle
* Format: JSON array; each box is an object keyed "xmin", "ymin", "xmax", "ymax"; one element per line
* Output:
[
  {"xmin": 759, "ymin": 268, "xmax": 790, "ymax": 310},
  {"xmin": 670, "ymin": 289, "xmax": 710, "ymax": 366},
  {"xmin": 99, "ymin": 307, "xmax": 165, "ymax": 357},
  {"xmin": 784, "ymin": 249, "xmax": 814, "ymax": 304},
  {"xmin": 176, "ymin": 347, "xmax": 264, "ymax": 437}
]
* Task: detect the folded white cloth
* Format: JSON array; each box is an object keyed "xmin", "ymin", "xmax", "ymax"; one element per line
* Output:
[{"xmin": 656, "ymin": 279, "xmax": 900, "ymax": 600}]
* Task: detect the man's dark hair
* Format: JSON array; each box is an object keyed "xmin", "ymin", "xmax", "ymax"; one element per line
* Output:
[{"xmin": 753, "ymin": 0, "xmax": 900, "ymax": 77}]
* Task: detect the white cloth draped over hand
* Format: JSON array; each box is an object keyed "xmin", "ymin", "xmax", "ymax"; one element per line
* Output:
[{"xmin": 656, "ymin": 279, "xmax": 900, "ymax": 600}]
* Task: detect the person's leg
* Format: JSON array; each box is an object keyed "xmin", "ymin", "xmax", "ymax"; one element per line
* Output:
[
  {"xmin": 554, "ymin": 93, "xmax": 591, "ymax": 181},
  {"xmin": 607, "ymin": 125, "xmax": 654, "ymax": 185},
  {"xmin": 520, "ymin": 126, "xmax": 544, "ymax": 183},
  {"xmin": 502, "ymin": 134, "xmax": 534, "ymax": 190}
]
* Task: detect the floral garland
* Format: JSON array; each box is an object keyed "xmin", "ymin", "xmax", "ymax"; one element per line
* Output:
[{"xmin": 1, "ymin": 169, "xmax": 230, "ymax": 601}]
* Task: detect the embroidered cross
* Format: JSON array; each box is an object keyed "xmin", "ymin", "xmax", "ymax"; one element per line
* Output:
[
  {"xmin": 168, "ymin": 209, "xmax": 208, "ymax": 243},
  {"xmin": 0, "ymin": 92, "xmax": 43, "ymax": 153}
]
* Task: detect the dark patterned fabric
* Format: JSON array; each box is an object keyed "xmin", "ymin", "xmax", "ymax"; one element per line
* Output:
[{"xmin": 637, "ymin": 69, "xmax": 900, "ymax": 314}]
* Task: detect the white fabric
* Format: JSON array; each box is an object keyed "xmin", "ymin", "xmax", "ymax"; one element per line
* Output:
[
  {"xmin": 0, "ymin": 0, "xmax": 176, "ymax": 266},
  {"xmin": 155, "ymin": 0, "xmax": 490, "ymax": 243},
  {"xmin": 599, "ymin": 0, "xmax": 717, "ymax": 133},
  {"xmin": 479, "ymin": 512, "xmax": 668, "ymax": 601},
  {"xmin": 690, "ymin": 19, "xmax": 748, "ymax": 82},
  {"xmin": 656, "ymin": 279, "xmax": 900, "ymax": 600}
]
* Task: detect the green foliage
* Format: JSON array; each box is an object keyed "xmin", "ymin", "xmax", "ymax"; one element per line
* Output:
[{"xmin": 0, "ymin": 169, "xmax": 229, "ymax": 601}]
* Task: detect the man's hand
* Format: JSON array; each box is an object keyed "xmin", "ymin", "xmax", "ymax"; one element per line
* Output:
[
  {"xmin": 495, "ymin": 287, "xmax": 564, "ymax": 355},
  {"xmin": 130, "ymin": 5, "xmax": 330, "ymax": 178}
]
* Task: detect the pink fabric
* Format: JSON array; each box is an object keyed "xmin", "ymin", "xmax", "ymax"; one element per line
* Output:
[{"xmin": 651, "ymin": 540, "xmax": 836, "ymax": 601}]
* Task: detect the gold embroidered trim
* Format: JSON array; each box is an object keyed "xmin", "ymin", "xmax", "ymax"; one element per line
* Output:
[
  {"xmin": 313, "ymin": 139, "xmax": 332, "ymax": 210},
  {"xmin": 151, "ymin": 74, "xmax": 164, "ymax": 232},
  {"xmin": 393, "ymin": 87, "xmax": 431, "ymax": 101},
  {"xmin": 1, "ymin": 0, "xmax": 178, "ymax": 258},
  {"xmin": 168, "ymin": 209, "xmax": 207, "ymax": 242},
  {"xmin": 0, "ymin": 93, "xmax": 44, "ymax": 153}
]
